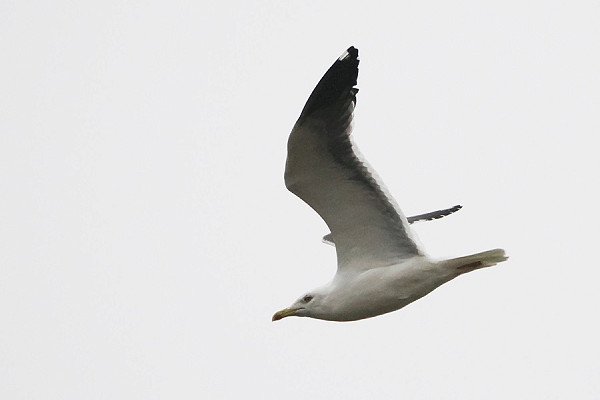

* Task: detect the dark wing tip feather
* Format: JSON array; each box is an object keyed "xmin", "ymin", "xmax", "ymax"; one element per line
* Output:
[
  {"xmin": 299, "ymin": 46, "xmax": 359, "ymax": 120},
  {"xmin": 406, "ymin": 205, "xmax": 463, "ymax": 224}
]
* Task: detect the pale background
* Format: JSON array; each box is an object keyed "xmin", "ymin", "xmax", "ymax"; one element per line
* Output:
[{"xmin": 2, "ymin": 1, "xmax": 599, "ymax": 399}]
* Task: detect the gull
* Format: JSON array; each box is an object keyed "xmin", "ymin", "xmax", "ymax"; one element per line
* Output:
[{"xmin": 272, "ymin": 47, "xmax": 507, "ymax": 322}]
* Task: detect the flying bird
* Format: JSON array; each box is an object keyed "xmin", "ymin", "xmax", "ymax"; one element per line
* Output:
[{"xmin": 273, "ymin": 47, "xmax": 507, "ymax": 322}]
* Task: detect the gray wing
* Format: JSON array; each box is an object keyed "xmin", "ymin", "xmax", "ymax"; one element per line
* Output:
[
  {"xmin": 285, "ymin": 47, "xmax": 422, "ymax": 270},
  {"xmin": 322, "ymin": 205, "xmax": 462, "ymax": 247}
]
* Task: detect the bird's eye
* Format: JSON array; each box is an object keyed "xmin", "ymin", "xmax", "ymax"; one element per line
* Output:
[{"xmin": 303, "ymin": 295, "xmax": 313, "ymax": 303}]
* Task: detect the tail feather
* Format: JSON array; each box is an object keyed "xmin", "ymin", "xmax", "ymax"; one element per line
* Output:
[{"xmin": 444, "ymin": 248, "xmax": 508, "ymax": 275}]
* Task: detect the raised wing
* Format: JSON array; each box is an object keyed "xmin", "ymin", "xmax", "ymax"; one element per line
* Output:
[
  {"xmin": 322, "ymin": 205, "xmax": 462, "ymax": 247},
  {"xmin": 285, "ymin": 47, "xmax": 422, "ymax": 270}
]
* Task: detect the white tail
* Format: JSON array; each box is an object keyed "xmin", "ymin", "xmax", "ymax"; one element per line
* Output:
[{"xmin": 444, "ymin": 248, "xmax": 508, "ymax": 276}]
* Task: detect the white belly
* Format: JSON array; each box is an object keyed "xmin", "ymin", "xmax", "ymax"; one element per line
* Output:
[{"xmin": 325, "ymin": 259, "xmax": 451, "ymax": 321}]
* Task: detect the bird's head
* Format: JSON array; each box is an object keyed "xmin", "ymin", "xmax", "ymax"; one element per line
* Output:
[{"xmin": 272, "ymin": 289, "xmax": 327, "ymax": 321}]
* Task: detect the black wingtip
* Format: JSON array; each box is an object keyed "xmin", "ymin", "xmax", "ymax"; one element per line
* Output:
[
  {"xmin": 406, "ymin": 204, "xmax": 464, "ymax": 224},
  {"xmin": 340, "ymin": 46, "xmax": 359, "ymax": 61},
  {"xmin": 298, "ymin": 46, "xmax": 360, "ymax": 119}
]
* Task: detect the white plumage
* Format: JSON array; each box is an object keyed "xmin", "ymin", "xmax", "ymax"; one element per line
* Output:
[{"xmin": 272, "ymin": 47, "xmax": 507, "ymax": 322}]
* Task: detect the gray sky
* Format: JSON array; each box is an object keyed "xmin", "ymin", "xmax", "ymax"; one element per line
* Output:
[{"xmin": 2, "ymin": 1, "xmax": 599, "ymax": 399}]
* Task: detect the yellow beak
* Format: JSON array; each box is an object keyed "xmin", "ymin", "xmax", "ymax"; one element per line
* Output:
[{"xmin": 272, "ymin": 307, "xmax": 300, "ymax": 321}]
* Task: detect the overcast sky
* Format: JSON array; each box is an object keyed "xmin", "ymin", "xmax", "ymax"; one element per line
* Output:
[{"xmin": 2, "ymin": 1, "xmax": 599, "ymax": 399}]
